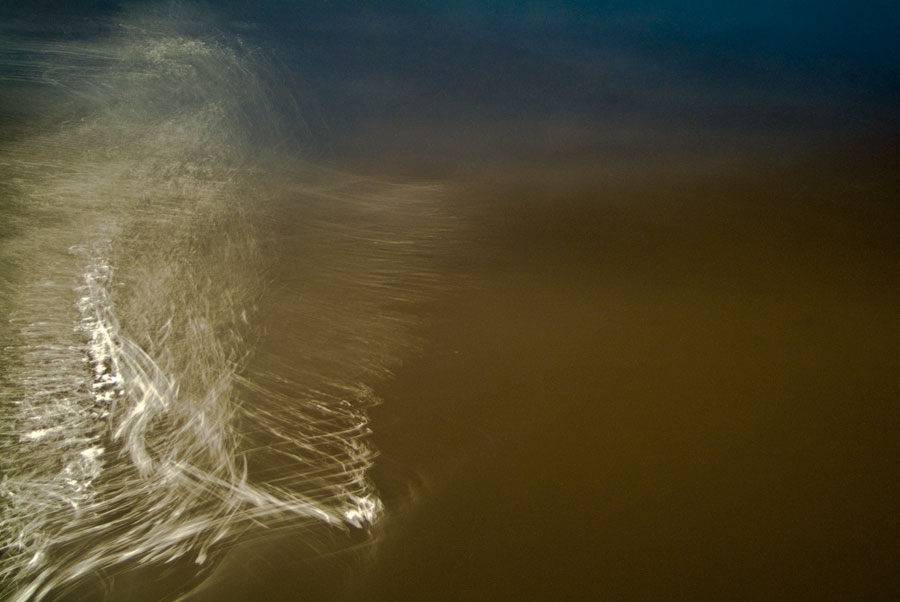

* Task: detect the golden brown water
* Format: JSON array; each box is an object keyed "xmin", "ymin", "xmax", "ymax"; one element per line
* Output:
[
  {"xmin": 1, "ymin": 3, "xmax": 898, "ymax": 601},
  {"xmin": 359, "ymin": 166, "xmax": 900, "ymax": 601},
  {"xmin": 160, "ymin": 162, "xmax": 900, "ymax": 602}
]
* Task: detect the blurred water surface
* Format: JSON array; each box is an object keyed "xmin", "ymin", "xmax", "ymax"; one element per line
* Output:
[{"xmin": 1, "ymin": 2, "xmax": 898, "ymax": 601}]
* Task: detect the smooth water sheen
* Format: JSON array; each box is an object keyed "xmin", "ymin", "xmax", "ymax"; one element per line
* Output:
[{"xmin": 2, "ymin": 2, "xmax": 899, "ymax": 602}]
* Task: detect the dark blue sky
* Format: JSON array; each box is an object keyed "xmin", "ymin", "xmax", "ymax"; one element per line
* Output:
[
  {"xmin": 3, "ymin": 1, "xmax": 898, "ymax": 172},
  {"xmin": 251, "ymin": 1, "xmax": 899, "ymax": 170}
]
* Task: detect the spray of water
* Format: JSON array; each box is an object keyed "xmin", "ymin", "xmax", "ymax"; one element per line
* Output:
[{"xmin": 0, "ymin": 4, "xmax": 453, "ymax": 600}]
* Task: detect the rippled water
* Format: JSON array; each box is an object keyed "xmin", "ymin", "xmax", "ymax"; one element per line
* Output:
[
  {"xmin": 0, "ymin": 6, "xmax": 455, "ymax": 600},
  {"xmin": 2, "ymin": 2, "xmax": 899, "ymax": 602}
]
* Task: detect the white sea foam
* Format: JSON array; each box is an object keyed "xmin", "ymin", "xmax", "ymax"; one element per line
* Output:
[{"xmin": 0, "ymin": 3, "xmax": 453, "ymax": 601}]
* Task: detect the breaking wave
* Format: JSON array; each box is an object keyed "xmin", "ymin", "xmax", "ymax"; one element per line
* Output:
[{"xmin": 0, "ymin": 4, "xmax": 452, "ymax": 600}]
